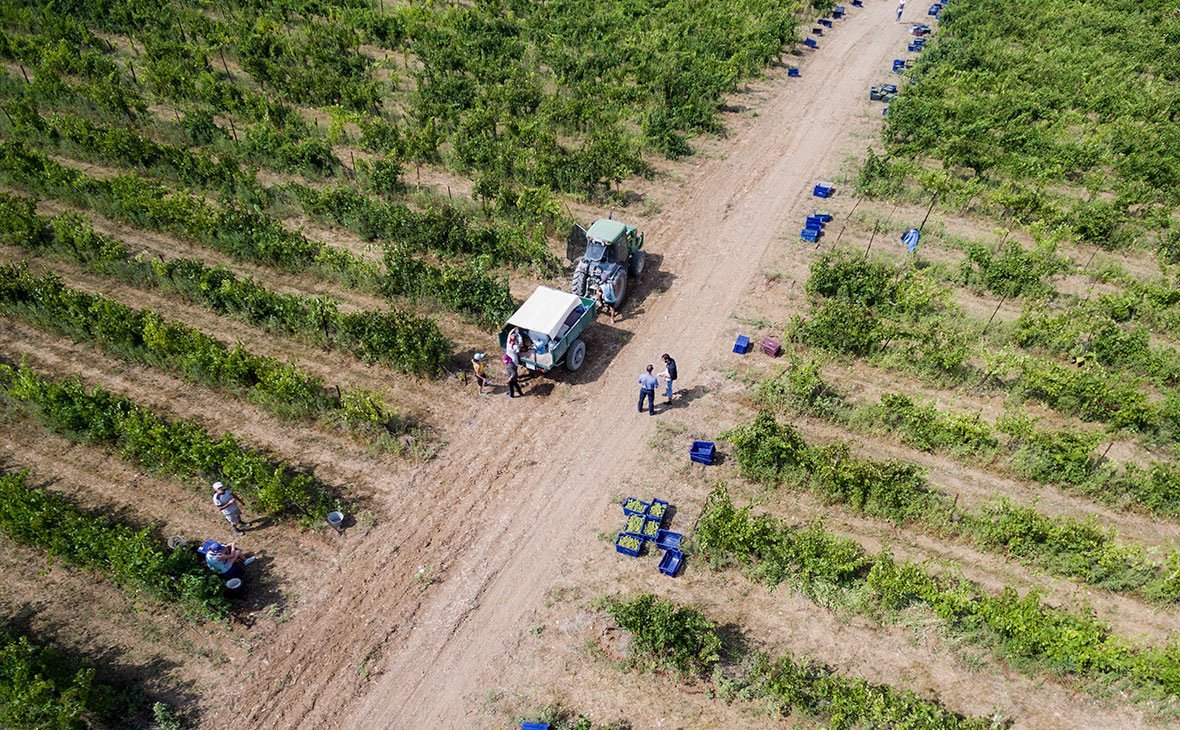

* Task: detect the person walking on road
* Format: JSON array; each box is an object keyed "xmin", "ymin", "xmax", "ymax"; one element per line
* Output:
[
  {"xmin": 659, "ymin": 353, "xmax": 678, "ymax": 403},
  {"xmin": 896, "ymin": 0, "xmax": 906, "ymax": 21},
  {"xmin": 212, "ymin": 481, "xmax": 248, "ymax": 536},
  {"xmin": 638, "ymin": 364, "xmax": 658, "ymax": 416},
  {"xmin": 471, "ymin": 352, "xmax": 489, "ymax": 395},
  {"xmin": 504, "ymin": 354, "xmax": 524, "ymax": 398}
]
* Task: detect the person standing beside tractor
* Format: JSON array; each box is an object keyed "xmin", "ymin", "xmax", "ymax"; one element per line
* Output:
[{"xmin": 596, "ymin": 276, "xmax": 619, "ymax": 323}]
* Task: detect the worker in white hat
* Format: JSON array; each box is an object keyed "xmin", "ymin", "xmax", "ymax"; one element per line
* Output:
[{"xmin": 212, "ymin": 481, "xmax": 249, "ymax": 536}]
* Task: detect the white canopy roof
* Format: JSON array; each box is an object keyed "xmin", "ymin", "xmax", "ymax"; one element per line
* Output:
[{"xmin": 507, "ymin": 286, "xmax": 583, "ymax": 339}]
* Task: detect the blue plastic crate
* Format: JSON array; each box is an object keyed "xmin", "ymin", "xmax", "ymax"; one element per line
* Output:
[
  {"xmin": 733, "ymin": 335, "xmax": 750, "ymax": 354},
  {"xmin": 655, "ymin": 530, "xmax": 683, "ymax": 552},
  {"xmin": 833, "ymin": 6, "xmax": 845, "ymax": 18},
  {"xmin": 819, "ymin": 18, "xmax": 833, "ymax": 27},
  {"xmin": 522, "ymin": 723, "xmax": 551, "ymax": 730},
  {"xmin": 690, "ymin": 440, "xmax": 716, "ymax": 465},
  {"xmin": 787, "ymin": 67, "xmax": 800, "ymax": 77},
  {"xmin": 811, "ymin": 26, "xmax": 823, "ymax": 35},
  {"xmin": 658, "ymin": 549, "xmax": 683, "ymax": 576},
  {"xmin": 800, "ymin": 229, "xmax": 819, "ymax": 243},
  {"xmin": 622, "ymin": 496, "xmax": 649, "ymax": 517},
  {"xmin": 615, "ymin": 532, "xmax": 642, "ymax": 557},
  {"xmin": 852, "ymin": 0, "xmax": 863, "ymax": 6},
  {"xmin": 815, "ymin": 210, "xmax": 833, "ymax": 222},
  {"xmin": 813, "ymin": 182, "xmax": 833, "ymax": 198},
  {"xmin": 647, "ymin": 498, "xmax": 670, "ymax": 524},
  {"xmin": 804, "ymin": 37, "xmax": 818, "ymax": 49},
  {"xmin": 805, "ymin": 216, "xmax": 825, "ymax": 228},
  {"xmin": 883, "ymin": 106, "xmax": 889, "ymax": 116}
]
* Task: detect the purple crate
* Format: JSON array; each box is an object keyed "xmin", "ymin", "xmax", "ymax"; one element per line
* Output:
[{"xmin": 658, "ymin": 549, "xmax": 683, "ymax": 576}]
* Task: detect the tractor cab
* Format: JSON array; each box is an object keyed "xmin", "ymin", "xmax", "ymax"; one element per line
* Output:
[{"xmin": 568, "ymin": 217, "xmax": 645, "ymax": 307}]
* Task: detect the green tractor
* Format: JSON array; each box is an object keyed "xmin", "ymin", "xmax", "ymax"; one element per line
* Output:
[{"xmin": 567, "ymin": 218, "xmax": 645, "ymax": 307}]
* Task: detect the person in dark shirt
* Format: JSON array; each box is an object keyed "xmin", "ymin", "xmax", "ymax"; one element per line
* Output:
[
  {"xmin": 504, "ymin": 354, "xmax": 524, "ymax": 398},
  {"xmin": 660, "ymin": 353, "xmax": 678, "ymax": 402}
]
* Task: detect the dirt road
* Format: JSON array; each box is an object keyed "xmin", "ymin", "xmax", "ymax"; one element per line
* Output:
[{"xmin": 219, "ymin": 4, "xmax": 913, "ymax": 728}]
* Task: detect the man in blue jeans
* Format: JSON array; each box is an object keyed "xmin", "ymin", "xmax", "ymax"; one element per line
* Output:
[{"xmin": 638, "ymin": 364, "xmax": 658, "ymax": 415}]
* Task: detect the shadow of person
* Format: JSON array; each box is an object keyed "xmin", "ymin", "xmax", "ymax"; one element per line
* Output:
[{"xmin": 662, "ymin": 384, "xmax": 708, "ymax": 410}]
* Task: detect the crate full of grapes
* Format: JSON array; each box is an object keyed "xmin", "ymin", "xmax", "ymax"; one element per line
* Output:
[
  {"xmin": 642, "ymin": 517, "xmax": 661, "ymax": 538},
  {"xmin": 622, "ymin": 497, "xmax": 649, "ymax": 516},
  {"xmin": 624, "ymin": 513, "xmax": 647, "ymax": 537},
  {"xmin": 646, "ymin": 499, "xmax": 669, "ymax": 525},
  {"xmin": 615, "ymin": 532, "xmax": 642, "ymax": 557}
]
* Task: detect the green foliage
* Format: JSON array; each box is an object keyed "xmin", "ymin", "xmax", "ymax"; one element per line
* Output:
[
  {"xmin": 691, "ymin": 487, "xmax": 1180, "ymax": 693},
  {"xmin": 382, "ymin": 246, "xmax": 515, "ymax": 327},
  {"xmin": 881, "ymin": 0, "xmax": 1180, "ymax": 241},
  {"xmin": 604, "ymin": 594, "xmax": 722, "ymax": 678},
  {"xmin": 0, "ymin": 263, "xmax": 328, "ymax": 417},
  {"xmin": 0, "ymin": 200, "xmax": 451, "ymax": 375},
  {"xmin": 0, "ymin": 632, "xmax": 106, "ymax": 730},
  {"xmin": 753, "ymin": 357, "xmax": 848, "ymax": 420},
  {"xmin": 959, "ymin": 240, "xmax": 1069, "ymax": 299},
  {"xmin": 0, "ymin": 470, "xmax": 228, "ymax": 618},
  {"xmin": 720, "ymin": 412, "xmax": 811, "ymax": 485},
  {"xmin": 722, "ymin": 412, "xmax": 1177, "ymax": 602},
  {"xmin": 0, "ymin": 363, "xmax": 337, "ymax": 519},
  {"xmin": 609, "ymin": 591, "xmax": 991, "ymax": 729},
  {"xmin": 0, "ymin": 264, "xmax": 426, "ymax": 451},
  {"xmin": 859, "ymin": 392, "xmax": 1000, "ymax": 457}
]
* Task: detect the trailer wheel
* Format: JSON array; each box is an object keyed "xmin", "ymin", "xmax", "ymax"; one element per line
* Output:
[{"xmin": 566, "ymin": 339, "xmax": 586, "ymax": 372}]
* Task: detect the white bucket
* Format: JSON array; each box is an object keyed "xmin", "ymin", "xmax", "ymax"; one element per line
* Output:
[
  {"xmin": 225, "ymin": 578, "xmax": 242, "ymax": 590},
  {"xmin": 327, "ymin": 511, "xmax": 344, "ymax": 527},
  {"xmin": 167, "ymin": 536, "xmax": 187, "ymax": 549}
]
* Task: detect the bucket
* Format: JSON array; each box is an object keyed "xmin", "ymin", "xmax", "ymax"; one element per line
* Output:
[
  {"xmin": 225, "ymin": 578, "xmax": 242, "ymax": 590},
  {"xmin": 326, "ymin": 511, "xmax": 344, "ymax": 528},
  {"xmin": 167, "ymin": 536, "xmax": 187, "ymax": 549}
]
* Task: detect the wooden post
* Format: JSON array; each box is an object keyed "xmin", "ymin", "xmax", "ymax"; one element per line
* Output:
[
  {"xmin": 917, "ymin": 193, "xmax": 938, "ymax": 233},
  {"xmin": 982, "ymin": 295, "xmax": 1007, "ymax": 334},
  {"xmin": 863, "ymin": 220, "xmax": 880, "ymax": 260},
  {"xmin": 832, "ymin": 194, "xmax": 865, "ymax": 247}
]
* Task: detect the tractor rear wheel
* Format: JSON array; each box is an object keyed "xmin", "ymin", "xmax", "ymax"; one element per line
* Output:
[
  {"xmin": 612, "ymin": 271, "xmax": 627, "ymax": 307},
  {"xmin": 571, "ymin": 267, "xmax": 587, "ymax": 297},
  {"xmin": 566, "ymin": 339, "xmax": 586, "ymax": 371},
  {"xmin": 628, "ymin": 250, "xmax": 646, "ymax": 278}
]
